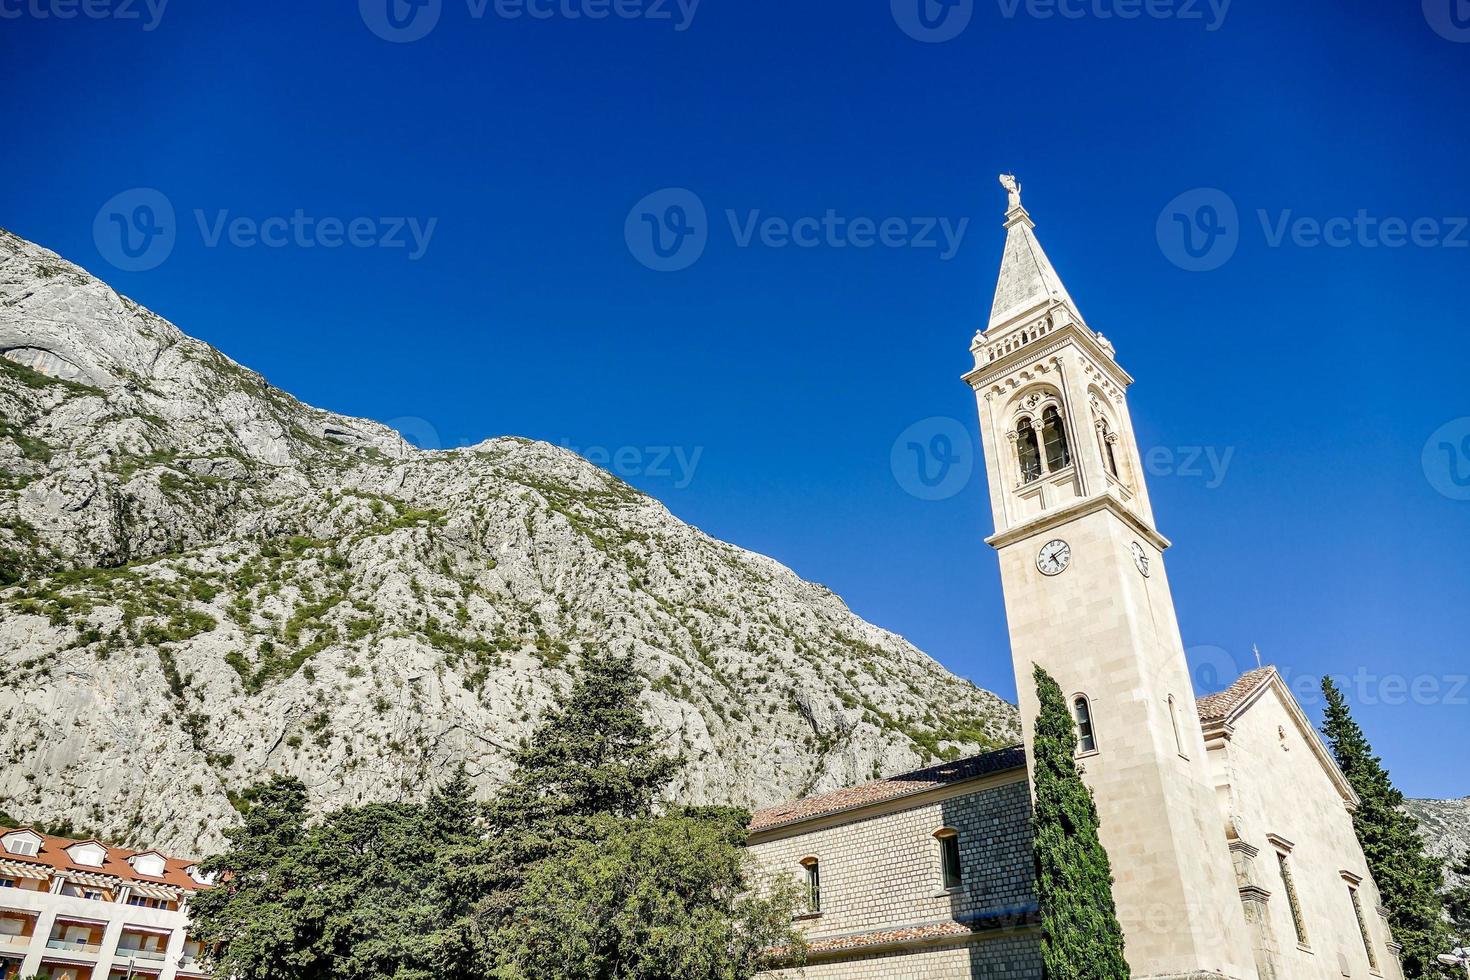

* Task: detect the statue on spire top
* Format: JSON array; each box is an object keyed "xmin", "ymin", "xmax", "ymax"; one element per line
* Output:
[{"xmin": 999, "ymin": 173, "xmax": 1022, "ymax": 210}]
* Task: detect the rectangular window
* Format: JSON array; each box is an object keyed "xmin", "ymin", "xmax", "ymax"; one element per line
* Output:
[
  {"xmin": 802, "ymin": 860, "xmax": 820, "ymax": 915},
  {"xmin": 1277, "ymin": 851, "xmax": 1309, "ymax": 948},
  {"xmin": 1349, "ymin": 886, "xmax": 1380, "ymax": 973},
  {"xmin": 940, "ymin": 833, "xmax": 963, "ymax": 889}
]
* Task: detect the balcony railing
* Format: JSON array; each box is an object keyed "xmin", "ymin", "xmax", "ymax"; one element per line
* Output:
[
  {"xmin": 46, "ymin": 937, "xmax": 102, "ymax": 953},
  {"xmin": 118, "ymin": 946, "xmax": 167, "ymax": 961},
  {"xmin": 0, "ymin": 932, "xmax": 32, "ymax": 948}
]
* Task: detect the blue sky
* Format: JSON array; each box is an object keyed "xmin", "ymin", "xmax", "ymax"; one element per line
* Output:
[{"xmin": 1, "ymin": 0, "xmax": 1467, "ymax": 798}]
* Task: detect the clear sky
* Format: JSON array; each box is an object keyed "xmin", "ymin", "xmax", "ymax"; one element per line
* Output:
[{"xmin": 2, "ymin": 0, "xmax": 1466, "ymax": 798}]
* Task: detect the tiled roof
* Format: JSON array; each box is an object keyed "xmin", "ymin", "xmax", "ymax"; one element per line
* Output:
[
  {"xmin": 749, "ymin": 746, "xmax": 1026, "ymax": 834},
  {"xmin": 0, "ymin": 826, "xmax": 206, "ymax": 892},
  {"xmin": 1196, "ymin": 666, "xmax": 1277, "ymax": 723}
]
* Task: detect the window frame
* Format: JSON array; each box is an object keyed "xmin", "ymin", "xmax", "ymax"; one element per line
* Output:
[
  {"xmin": 799, "ymin": 857, "xmax": 821, "ymax": 916},
  {"xmin": 934, "ymin": 829, "xmax": 964, "ymax": 890},
  {"xmin": 1274, "ymin": 845, "xmax": 1310, "ymax": 950},
  {"xmin": 1072, "ymin": 694, "xmax": 1098, "ymax": 755}
]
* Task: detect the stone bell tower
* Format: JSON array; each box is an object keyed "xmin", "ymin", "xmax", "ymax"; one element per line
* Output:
[{"xmin": 964, "ymin": 176, "xmax": 1257, "ymax": 980}]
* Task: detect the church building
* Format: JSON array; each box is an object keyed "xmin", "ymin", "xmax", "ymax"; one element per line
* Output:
[{"xmin": 748, "ymin": 178, "xmax": 1404, "ymax": 980}]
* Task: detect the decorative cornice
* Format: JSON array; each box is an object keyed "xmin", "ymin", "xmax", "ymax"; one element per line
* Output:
[
  {"xmin": 965, "ymin": 320, "xmax": 1132, "ymax": 392},
  {"xmin": 985, "ymin": 492, "xmax": 1170, "ymax": 552}
]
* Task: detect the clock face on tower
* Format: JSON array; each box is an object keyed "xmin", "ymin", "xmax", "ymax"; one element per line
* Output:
[
  {"xmin": 1037, "ymin": 539, "xmax": 1071, "ymax": 576},
  {"xmin": 1130, "ymin": 541, "xmax": 1151, "ymax": 577}
]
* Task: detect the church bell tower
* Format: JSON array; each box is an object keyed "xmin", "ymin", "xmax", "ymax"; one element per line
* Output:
[{"xmin": 965, "ymin": 176, "xmax": 1256, "ymax": 980}]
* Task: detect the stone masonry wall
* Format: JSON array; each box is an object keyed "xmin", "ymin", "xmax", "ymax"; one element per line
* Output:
[{"xmin": 750, "ymin": 775, "xmax": 1036, "ymax": 936}]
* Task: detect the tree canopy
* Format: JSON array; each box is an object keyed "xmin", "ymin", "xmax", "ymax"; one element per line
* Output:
[
  {"xmin": 189, "ymin": 653, "xmax": 802, "ymax": 980},
  {"xmin": 1320, "ymin": 676, "xmax": 1457, "ymax": 979}
]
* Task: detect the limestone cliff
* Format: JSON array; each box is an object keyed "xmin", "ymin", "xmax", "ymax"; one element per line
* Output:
[
  {"xmin": 1407, "ymin": 797, "xmax": 1470, "ymax": 889},
  {"xmin": 0, "ymin": 228, "xmax": 1018, "ymax": 856}
]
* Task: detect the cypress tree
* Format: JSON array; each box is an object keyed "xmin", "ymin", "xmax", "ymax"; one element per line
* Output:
[
  {"xmin": 1320, "ymin": 677, "xmax": 1457, "ymax": 978},
  {"xmin": 1030, "ymin": 664, "xmax": 1130, "ymax": 980}
]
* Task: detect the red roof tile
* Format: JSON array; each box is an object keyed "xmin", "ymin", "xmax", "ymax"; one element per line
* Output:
[
  {"xmin": 1196, "ymin": 666, "xmax": 1277, "ymax": 723},
  {"xmin": 749, "ymin": 746, "xmax": 1026, "ymax": 834},
  {"xmin": 0, "ymin": 826, "xmax": 206, "ymax": 892}
]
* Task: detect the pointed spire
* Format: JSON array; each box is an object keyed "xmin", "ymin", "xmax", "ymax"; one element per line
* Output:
[{"xmin": 986, "ymin": 174, "xmax": 1085, "ymax": 333}]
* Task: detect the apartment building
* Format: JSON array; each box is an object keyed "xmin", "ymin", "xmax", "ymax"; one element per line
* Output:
[{"xmin": 0, "ymin": 827, "xmax": 211, "ymax": 980}]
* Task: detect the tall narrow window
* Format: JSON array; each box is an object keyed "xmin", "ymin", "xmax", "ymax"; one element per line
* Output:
[
  {"xmin": 800, "ymin": 858, "xmax": 821, "ymax": 914},
  {"xmin": 1099, "ymin": 419, "xmax": 1120, "ymax": 477},
  {"xmin": 1016, "ymin": 420, "xmax": 1042, "ymax": 484},
  {"xmin": 1073, "ymin": 696, "xmax": 1097, "ymax": 753},
  {"xmin": 1168, "ymin": 695, "xmax": 1188, "ymax": 759},
  {"xmin": 1348, "ymin": 885, "xmax": 1380, "ymax": 973},
  {"xmin": 1277, "ymin": 850, "xmax": 1309, "ymax": 948},
  {"xmin": 1042, "ymin": 406, "xmax": 1072, "ymax": 471},
  {"xmin": 936, "ymin": 830, "xmax": 963, "ymax": 889}
]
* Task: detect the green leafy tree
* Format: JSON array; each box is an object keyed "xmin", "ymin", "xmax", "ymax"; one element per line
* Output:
[
  {"xmin": 1321, "ymin": 677, "xmax": 1457, "ymax": 978},
  {"xmin": 190, "ymin": 773, "xmax": 477, "ymax": 980},
  {"xmin": 1446, "ymin": 851, "xmax": 1470, "ymax": 953},
  {"xmin": 502, "ymin": 812, "xmax": 805, "ymax": 980},
  {"xmin": 1030, "ymin": 664, "xmax": 1130, "ymax": 980}
]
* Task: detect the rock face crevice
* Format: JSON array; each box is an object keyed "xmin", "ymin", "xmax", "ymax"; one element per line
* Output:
[{"xmin": 0, "ymin": 228, "xmax": 1019, "ymax": 855}]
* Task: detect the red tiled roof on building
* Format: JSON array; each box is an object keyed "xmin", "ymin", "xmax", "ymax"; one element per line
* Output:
[
  {"xmin": 0, "ymin": 826, "xmax": 206, "ymax": 892},
  {"xmin": 749, "ymin": 745, "xmax": 1026, "ymax": 834},
  {"xmin": 1195, "ymin": 666, "xmax": 1277, "ymax": 723}
]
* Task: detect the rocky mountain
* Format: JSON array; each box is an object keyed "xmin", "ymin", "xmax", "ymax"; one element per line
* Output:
[
  {"xmin": 1408, "ymin": 797, "xmax": 1470, "ymax": 889},
  {"xmin": 0, "ymin": 228, "xmax": 1018, "ymax": 857}
]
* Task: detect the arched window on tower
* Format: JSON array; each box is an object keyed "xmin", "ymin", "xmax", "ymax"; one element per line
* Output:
[
  {"xmin": 1073, "ymin": 695, "xmax": 1097, "ymax": 754},
  {"xmin": 1099, "ymin": 418, "xmax": 1120, "ymax": 478},
  {"xmin": 1016, "ymin": 419, "xmax": 1042, "ymax": 484},
  {"xmin": 1042, "ymin": 406, "xmax": 1072, "ymax": 471}
]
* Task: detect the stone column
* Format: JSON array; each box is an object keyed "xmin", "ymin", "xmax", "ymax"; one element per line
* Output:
[{"xmin": 1229, "ymin": 841, "xmax": 1280, "ymax": 980}]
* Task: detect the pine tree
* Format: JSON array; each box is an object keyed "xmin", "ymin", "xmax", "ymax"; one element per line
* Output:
[
  {"xmin": 499, "ymin": 650, "xmax": 681, "ymax": 820},
  {"xmin": 1442, "ymin": 851, "xmax": 1469, "ymax": 952},
  {"xmin": 1030, "ymin": 664, "xmax": 1130, "ymax": 980},
  {"xmin": 1320, "ymin": 677, "xmax": 1457, "ymax": 978}
]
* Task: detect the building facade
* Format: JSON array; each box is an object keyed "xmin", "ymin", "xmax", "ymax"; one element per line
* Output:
[
  {"xmin": 748, "ymin": 178, "xmax": 1404, "ymax": 980},
  {"xmin": 0, "ymin": 827, "xmax": 210, "ymax": 980}
]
